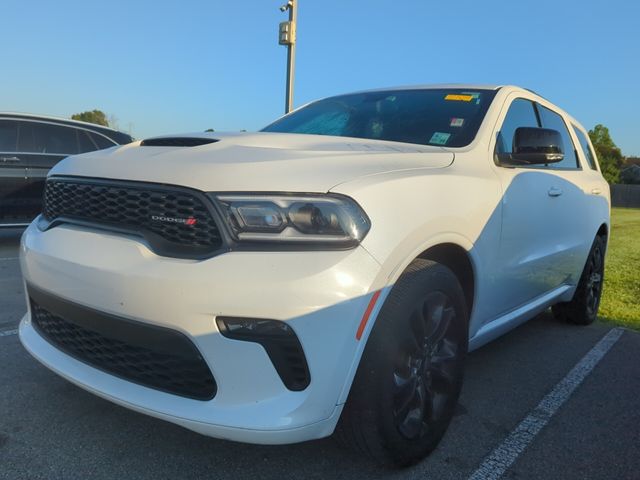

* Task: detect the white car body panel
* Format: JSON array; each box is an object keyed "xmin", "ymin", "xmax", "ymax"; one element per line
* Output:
[
  {"xmin": 19, "ymin": 84, "xmax": 610, "ymax": 444},
  {"xmin": 52, "ymin": 133, "xmax": 453, "ymax": 193}
]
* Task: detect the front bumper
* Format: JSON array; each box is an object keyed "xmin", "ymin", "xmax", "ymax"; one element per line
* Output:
[{"xmin": 19, "ymin": 221, "xmax": 383, "ymax": 443}]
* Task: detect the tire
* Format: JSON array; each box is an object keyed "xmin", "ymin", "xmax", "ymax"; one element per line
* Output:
[
  {"xmin": 335, "ymin": 258, "xmax": 468, "ymax": 467},
  {"xmin": 552, "ymin": 235, "xmax": 606, "ymax": 325}
]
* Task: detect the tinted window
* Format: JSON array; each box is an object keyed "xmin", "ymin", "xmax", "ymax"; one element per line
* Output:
[
  {"xmin": 89, "ymin": 131, "xmax": 116, "ymax": 149},
  {"xmin": 496, "ymin": 98, "xmax": 539, "ymax": 155},
  {"xmin": 572, "ymin": 125, "xmax": 598, "ymax": 170},
  {"xmin": 17, "ymin": 122, "xmax": 37, "ymax": 152},
  {"xmin": 537, "ymin": 105, "xmax": 579, "ymax": 169},
  {"xmin": 262, "ymin": 89, "xmax": 498, "ymax": 147},
  {"xmin": 30, "ymin": 122, "xmax": 79, "ymax": 154},
  {"xmin": 78, "ymin": 129, "xmax": 98, "ymax": 153},
  {"xmin": 0, "ymin": 120, "xmax": 18, "ymax": 152}
]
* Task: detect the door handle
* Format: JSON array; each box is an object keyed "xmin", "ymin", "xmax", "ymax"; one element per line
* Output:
[
  {"xmin": 0, "ymin": 156, "xmax": 20, "ymax": 163},
  {"xmin": 591, "ymin": 188, "xmax": 602, "ymax": 195},
  {"xmin": 548, "ymin": 187, "xmax": 563, "ymax": 197}
]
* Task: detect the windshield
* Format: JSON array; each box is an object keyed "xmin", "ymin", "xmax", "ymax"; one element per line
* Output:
[{"xmin": 262, "ymin": 88, "xmax": 497, "ymax": 147}]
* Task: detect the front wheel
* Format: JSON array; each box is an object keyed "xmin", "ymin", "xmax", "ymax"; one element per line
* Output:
[
  {"xmin": 336, "ymin": 258, "xmax": 468, "ymax": 467},
  {"xmin": 552, "ymin": 235, "xmax": 606, "ymax": 325}
]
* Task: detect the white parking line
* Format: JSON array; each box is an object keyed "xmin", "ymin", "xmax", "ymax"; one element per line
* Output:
[
  {"xmin": 467, "ymin": 327, "xmax": 624, "ymax": 480},
  {"xmin": 0, "ymin": 328, "xmax": 18, "ymax": 337},
  {"xmin": 0, "ymin": 257, "xmax": 19, "ymax": 261}
]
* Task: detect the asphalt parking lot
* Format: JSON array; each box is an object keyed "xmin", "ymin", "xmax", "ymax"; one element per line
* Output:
[{"xmin": 1, "ymin": 229, "xmax": 638, "ymax": 480}]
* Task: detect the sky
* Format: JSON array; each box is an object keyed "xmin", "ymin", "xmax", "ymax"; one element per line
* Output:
[{"xmin": 2, "ymin": 0, "xmax": 639, "ymax": 155}]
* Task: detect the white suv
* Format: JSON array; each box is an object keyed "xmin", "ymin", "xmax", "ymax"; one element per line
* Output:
[{"xmin": 19, "ymin": 85, "xmax": 610, "ymax": 466}]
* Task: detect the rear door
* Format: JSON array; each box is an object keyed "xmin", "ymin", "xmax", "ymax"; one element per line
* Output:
[
  {"xmin": 0, "ymin": 119, "xmax": 30, "ymax": 224},
  {"xmin": 572, "ymin": 124, "xmax": 610, "ymax": 205}
]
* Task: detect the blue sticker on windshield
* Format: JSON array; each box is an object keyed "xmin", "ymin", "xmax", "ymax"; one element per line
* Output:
[
  {"xmin": 429, "ymin": 132, "xmax": 451, "ymax": 145},
  {"xmin": 462, "ymin": 92, "xmax": 481, "ymax": 104}
]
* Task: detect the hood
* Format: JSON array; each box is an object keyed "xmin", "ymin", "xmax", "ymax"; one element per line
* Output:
[{"xmin": 50, "ymin": 132, "xmax": 454, "ymax": 192}]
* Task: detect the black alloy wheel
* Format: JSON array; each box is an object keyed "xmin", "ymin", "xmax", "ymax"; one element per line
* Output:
[
  {"xmin": 336, "ymin": 258, "xmax": 468, "ymax": 467},
  {"xmin": 552, "ymin": 234, "xmax": 606, "ymax": 325},
  {"xmin": 393, "ymin": 291, "xmax": 460, "ymax": 440},
  {"xmin": 585, "ymin": 239, "xmax": 605, "ymax": 318}
]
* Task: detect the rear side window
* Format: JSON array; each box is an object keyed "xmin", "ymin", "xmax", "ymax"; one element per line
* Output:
[
  {"xmin": 0, "ymin": 120, "xmax": 18, "ymax": 152},
  {"xmin": 496, "ymin": 98, "xmax": 539, "ymax": 155},
  {"xmin": 537, "ymin": 105, "xmax": 579, "ymax": 169},
  {"xmin": 572, "ymin": 126, "xmax": 598, "ymax": 170},
  {"xmin": 89, "ymin": 132, "xmax": 116, "ymax": 149},
  {"xmin": 78, "ymin": 129, "xmax": 98, "ymax": 153},
  {"xmin": 30, "ymin": 122, "xmax": 79, "ymax": 155}
]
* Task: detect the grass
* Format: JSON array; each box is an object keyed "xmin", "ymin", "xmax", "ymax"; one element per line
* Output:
[{"xmin": 599, "ymin": 207, "xmax": 640, "ymax": 329}]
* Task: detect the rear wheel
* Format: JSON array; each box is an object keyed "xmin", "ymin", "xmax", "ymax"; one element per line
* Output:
[
  {"xmin": 336, "ymin": 258, "xmax": 468, "ymax": 467},
  {"xmin": 552, "ymin": 235, "xmax": 606, "ymax": 325}
]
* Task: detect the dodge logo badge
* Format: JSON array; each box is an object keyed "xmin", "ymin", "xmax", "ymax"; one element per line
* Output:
[{"xmin": 151, "ymin": 215, "xmax": 197, "ymax": 226}]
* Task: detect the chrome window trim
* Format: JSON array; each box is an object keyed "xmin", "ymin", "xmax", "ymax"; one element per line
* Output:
[{"xmin": 0, "ymin": 151, "xmax": 68, "ymax": 156}]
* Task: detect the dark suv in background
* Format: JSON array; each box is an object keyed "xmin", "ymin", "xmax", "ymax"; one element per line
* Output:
[{"xmin": 0, "ymin": 113, "xmax": 133, "ymax": 226}]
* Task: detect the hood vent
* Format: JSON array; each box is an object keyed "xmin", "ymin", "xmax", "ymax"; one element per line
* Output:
[{"xmin": 140, "ymin": 137, "xmax": 219, "ymax": 147}]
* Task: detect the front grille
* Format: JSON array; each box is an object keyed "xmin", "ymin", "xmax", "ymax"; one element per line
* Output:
[
  {"xmin": 29, "ymin": 286, "xmax": 217, "ymax": 400},
  {"xmin": 42, "ymin": 177, "xmax": 224, "ymax": 258}
]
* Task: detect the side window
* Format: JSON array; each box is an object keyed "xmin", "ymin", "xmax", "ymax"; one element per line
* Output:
[
  {"xmin": 88, "ymin": 132, "xmax": 117, "ymax": 150},
  {"xmin": 0, "ymin": 120, "xmax": 18, "ymax": 152},
  {"xmin": 17, "ymin": 122, "xmax": 37, "ymax": 152},
  {"xmin": 31, "ymin": 122, "xmax": 79, "ymax": 155},
  {"xmin": 78, "ymin": 129, "xmax": 98, "ymax": 153},
  {"xmin": 572, "ymin": 125, "xmax": 598, "ymax": 170},
  {"xmin": 537, "ymin": 105, "xmax": 579, "ymax": 169},
  {"xmin": 496, "ymin": 99, "xmax": 539, "ymax": 155}
]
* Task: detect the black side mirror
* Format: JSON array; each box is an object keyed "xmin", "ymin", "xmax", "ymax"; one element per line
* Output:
[{"xmin": 497, "ymin": 127, "xmax": 564, "ymax": 166}]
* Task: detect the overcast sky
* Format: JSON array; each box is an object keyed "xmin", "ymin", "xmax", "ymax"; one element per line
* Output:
[{"xmin": 2, "ymin": 0, "xmax": 639, "ymax": 155}]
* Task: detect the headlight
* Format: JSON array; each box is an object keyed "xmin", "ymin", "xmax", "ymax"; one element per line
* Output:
[{"xmin": 209, "ymin": 193, "xmax": 370, "ymax": 247}]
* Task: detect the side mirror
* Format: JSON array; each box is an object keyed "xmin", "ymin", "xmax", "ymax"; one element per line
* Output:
[{"xmin": 497, "ymin": 127, "xmax": 564, "ymax": 166}]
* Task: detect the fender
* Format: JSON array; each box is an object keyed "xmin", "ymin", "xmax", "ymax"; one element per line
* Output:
[{"xmin": 335, "ymin": 232, "xmax": 478, "ymax": 405}]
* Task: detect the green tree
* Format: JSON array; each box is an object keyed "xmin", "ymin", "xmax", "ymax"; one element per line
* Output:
[
  {"xmin": 588, "ymin": 124, "xmax": 623, "ymax": 184},
  {"xmin": 71, "ymin": 109, "xmax": 109, "ymax": 127}
]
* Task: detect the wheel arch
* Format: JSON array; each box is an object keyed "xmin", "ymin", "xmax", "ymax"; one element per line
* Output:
[
  {"xmin": 417, "ymin": 243, "xmax": 475, "ymax": 320},
  {"xmin": 336, "ymin": 236, "xmax": 478, "ymax": 406},
  {"xmin": 597, "ymin": 222, "xmax": 608, "ymax": 239}
]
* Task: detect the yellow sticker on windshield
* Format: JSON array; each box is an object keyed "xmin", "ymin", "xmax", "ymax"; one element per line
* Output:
[{"xmin": 445, "ymin": 94, "xmax": 474, "ymax": 102}]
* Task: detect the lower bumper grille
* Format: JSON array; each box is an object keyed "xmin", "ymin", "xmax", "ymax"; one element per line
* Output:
[{"xmin": 28, "ymin": 286, "xmax": 216, "ymax": 400}]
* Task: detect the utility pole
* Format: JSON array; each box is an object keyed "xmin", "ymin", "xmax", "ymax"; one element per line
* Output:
[{"xmin": 278, "ymin": 0, "xmax": 297, "ymax": 114}]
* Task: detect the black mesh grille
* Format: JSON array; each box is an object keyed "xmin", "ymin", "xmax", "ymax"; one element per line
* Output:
[
  {"xmin": 42, "ymin": 178, "xmax": 224, "ymax": 258},
  {"xmin": 30, "ymin": 294, "xmax": 217, "ymax": 400}
]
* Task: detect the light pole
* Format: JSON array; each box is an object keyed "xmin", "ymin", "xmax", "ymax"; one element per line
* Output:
[{"xmin": 278, "ymin": 0, "xmax": 297, "ymax": 114}]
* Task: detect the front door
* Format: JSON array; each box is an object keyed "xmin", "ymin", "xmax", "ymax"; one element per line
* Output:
[
  {"xmin": 0, "ymin": 119, "xmax": 30, "ymax": 225},
  {"xmin": 20, "ymin": 120, "xmax": 77, "ymax": 220},
  {"xmin": 487, "ymin": 97, "xmax": 578, "ymax": 319}
]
